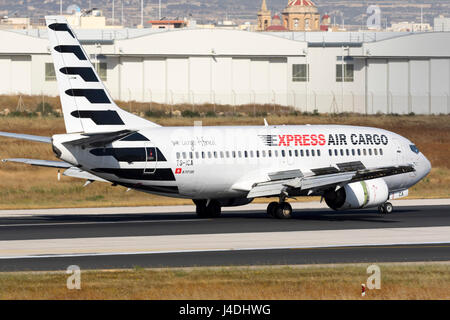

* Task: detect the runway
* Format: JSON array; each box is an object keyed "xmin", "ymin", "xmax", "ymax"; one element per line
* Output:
[{"xmin": 0, "ymin": 200, "xmax": 449, "ymax": 271}]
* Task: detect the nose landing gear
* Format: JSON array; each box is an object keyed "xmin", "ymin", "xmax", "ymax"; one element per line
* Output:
[
  {"xmin": 378, "ymin": 202, "xmax": 394, "ymax": 214},
  {"xmin": 267, "ymin": 201, "xmax": 293, "ymax": 219}
]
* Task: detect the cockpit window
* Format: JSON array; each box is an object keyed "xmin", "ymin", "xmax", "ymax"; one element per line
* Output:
[{"xmin": 410, "ymin": 145, "xmax": 420, "ymax": 154}]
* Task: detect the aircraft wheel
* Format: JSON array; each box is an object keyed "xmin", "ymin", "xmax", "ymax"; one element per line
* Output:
[
  {"xmin": 275, "ymin": 202, "xmax": 292, "ymax": 219},
  {"xmin": 194, "ymin": 200, "xmax": 208, "ymax": 218},
  {"xmin": 206, "ymin": 200, "xmax": 222, "ymax": 218},
  {"xmin": 378, "ymin": 205, "xmax": 385, "ymax": 214},
  {"xmin": 383, "ymin": 202, "xmax": 394, "ymax": 214},
  {"xmin": 267, "ymin": 202, "xmax": 278, "ymax": 217}
]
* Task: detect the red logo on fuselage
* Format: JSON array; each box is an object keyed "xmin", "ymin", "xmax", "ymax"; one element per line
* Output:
[
  {"xmin": 175, "ymin": 168, "xmax": 182, "ymax": 174},
  {"xmin": 278, "ymin": 134, "xmax": 326, "ymax": 147}
]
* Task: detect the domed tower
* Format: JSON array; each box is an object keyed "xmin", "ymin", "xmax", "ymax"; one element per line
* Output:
[
  {"xmin": 257, "ymin": 0, "xmax": 272, "ymax": 31},
  {"xmin": 281, "ymin": 0, "xmax": 320, "ymax": 31}
]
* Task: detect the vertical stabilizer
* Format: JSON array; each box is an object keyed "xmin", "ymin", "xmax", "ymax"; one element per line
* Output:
[{"xmin": 45, "ymin": 16, "xmax": 160, "ymax": 133}]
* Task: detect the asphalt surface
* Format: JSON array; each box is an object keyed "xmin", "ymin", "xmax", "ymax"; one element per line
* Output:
[
  {"xmin": 0, "ymin": 205, "xmax": 449, "ymax": 241},
  {"xmin": 0, "ymin": 204, "xmax": 449, "ymax": 271}
]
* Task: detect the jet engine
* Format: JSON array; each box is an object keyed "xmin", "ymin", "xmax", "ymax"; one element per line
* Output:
[{"xmin": 324, "ymin": 178, "xmax": 389, "ymax": 210}]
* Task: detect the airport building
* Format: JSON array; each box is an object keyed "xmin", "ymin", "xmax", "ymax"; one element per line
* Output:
[{"xmin": 0, "ymin": 27, "xmax": 449, "ymax": 114}]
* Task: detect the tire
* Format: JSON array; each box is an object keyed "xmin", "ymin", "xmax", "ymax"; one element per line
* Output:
[
  {"xmin": 383, "ymin": 202, "xmax": 393, "ymax": 214},
  {"xmin": 378, "ymin": 205, "xmax": 385, "ymax": 214},
  {"xmin": 267, "ymin": 202, "xmax": 278, "ymax": 217},
  {"xmin": 206, "ymin": 200, "xmax": 222, "ymax": 218},
  {"xmin": 194, "ymin": 199, "xmax": 208, "ymax": 218},
  {"xmin": 275, "ymin": 202, "xmax": 292, "ymax": 219}
]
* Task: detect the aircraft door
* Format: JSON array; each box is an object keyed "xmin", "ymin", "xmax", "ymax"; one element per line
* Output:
[{"xmin": 144, "ymin": 144, "xmax": 157, "ymax": 174}]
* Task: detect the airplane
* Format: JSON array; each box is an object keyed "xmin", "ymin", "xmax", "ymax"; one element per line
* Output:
[{"xmin": 0, "ymin": 16, "xmax": 431, "ymax": 219}]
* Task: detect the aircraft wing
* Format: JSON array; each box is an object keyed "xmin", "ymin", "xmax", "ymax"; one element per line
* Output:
[
  {"xmin": 63, "ymin": 130, "xmax": 136, "ymax": 148},
  {"xmin": 245, "ymin": 164, "xmax": 415, "ymax": 199},
  {"xmin": 0, "ymin": 131, "xmax": 51, "ymax": 144},
  {"xmin": 2, "ymin": 158, "xmax": 71, "ymax": 168}
]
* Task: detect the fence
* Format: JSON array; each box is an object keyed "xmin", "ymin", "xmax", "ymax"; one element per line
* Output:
[{"xmin": 117, "ymin": 89, "xmax": 450, "ymax": 115}]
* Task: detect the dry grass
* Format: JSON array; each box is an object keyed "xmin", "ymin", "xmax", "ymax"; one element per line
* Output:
[
  {"xmin": 0, "ymin": 263, "xmax": 449, "ymax": 300},
  {"xmin": 0, "ymin": 112, "xmax": 449, "ymax": 209}
]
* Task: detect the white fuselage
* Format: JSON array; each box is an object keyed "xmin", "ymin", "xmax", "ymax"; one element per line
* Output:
[{"xmin": 52, "ymin": 124, "xmax": 431, "ymax": 201}]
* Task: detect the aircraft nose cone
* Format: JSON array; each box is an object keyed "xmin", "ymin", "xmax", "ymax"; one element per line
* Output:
[{"xmin": 419, "ymin": 154, "xmax": 432, "ymax": 178}]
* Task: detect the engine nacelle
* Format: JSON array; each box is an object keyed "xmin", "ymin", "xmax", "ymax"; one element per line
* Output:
[{"xmin": 324, "ymin": 178, "xmax": 389, "ymax": 210}]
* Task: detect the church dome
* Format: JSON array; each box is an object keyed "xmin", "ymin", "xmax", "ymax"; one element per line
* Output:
[{"xmin": 284, "ymin": 0, "xmax": 318, "ymax": 13}]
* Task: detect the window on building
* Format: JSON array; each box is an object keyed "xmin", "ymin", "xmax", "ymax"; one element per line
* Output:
[
  {"xmin": 45, "ymin": 63, "xmax": 56, "ymax": 81},
  {"xmin": 336, "ymin": 63, "xmax": 354, "ymax": 82},
  {"xmin": 292, "ymin": 64, "xmax": 309, "ymax": 82},
  {"xmin": 94, "ymin": 62, "xmax": 107, "ymax": 81}
]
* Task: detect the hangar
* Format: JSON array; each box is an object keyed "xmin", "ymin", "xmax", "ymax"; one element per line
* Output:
[{"xmin": 0, "ymin": 27, "xmax": 449, "ymax": 114}]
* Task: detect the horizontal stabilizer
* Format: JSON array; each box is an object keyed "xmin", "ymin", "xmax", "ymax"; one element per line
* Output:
[
  {"xmin": 63, "ymin": 167, "xmax": 108, "ymax": 182},
  {"xmin": 64, "ymin": 130, "xmax": 136, "ymax": 148},
  {"xmin": 0, "ymin": 132, "xmax": 51, "ymax": 144},
  {"xmin": 2, "ymin": 158, "xmax": 71, "ymax": 168}
]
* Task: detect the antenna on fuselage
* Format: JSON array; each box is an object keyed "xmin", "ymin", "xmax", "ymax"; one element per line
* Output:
[{"xmin": 264, "ymin": 118, "xmax": 268, "ymax": 127}]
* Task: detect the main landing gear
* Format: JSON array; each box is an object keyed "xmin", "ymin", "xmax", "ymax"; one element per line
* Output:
[
  {"xmin": 267, "ymin": 201, "xmax": 293, "ymax": 219},
  {"xmin": 378, "ymin": 202, "xmax": 394, "ymax": 214},
  {"xmin": 194, "ymin": 199, "xmax": 222, "ymax": 218}
]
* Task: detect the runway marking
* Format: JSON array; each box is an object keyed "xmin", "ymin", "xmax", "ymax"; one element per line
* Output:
[
  {"xmin": 0, "ymin": 242, "xmax": 449, "ymax": 260},
  {"xmin": 290, "ymin": 244, "xmax": 450, "ymax": 250},
  {"xmin": 0, "ymin": 218, "xmax": 209, "ymax": 228},
  {"xmin": 0, "ymin": 226, "xmax": 449, "ymax": 259}
]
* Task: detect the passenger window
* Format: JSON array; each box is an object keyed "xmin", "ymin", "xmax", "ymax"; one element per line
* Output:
[
  {"xmin": 281, "ymin": 150, "xmax": 286, "ymax": 157},
  {"xmin": 380, "ymin": 148, "xmax": 383, "ymax": 155},
  {"xmin": 256, "ymin": 150, "xmax": 260, "ymax": 158},
  {"xmin": 208, "ymin": 152, "xmax": 212, "ymax": 158},
  {"xmin": 340, "ymin": 149, "xmax": 344, "ymax": 156},
  {"xmin": 262, "ymin": 150, "xmax": 266, "ymax": 157},
  {"xmin": 311, "ymin": 150, "xmax": 315, "ymax": 157},
  {"xmin": 182, "ymin": 152, "xmax": 186, "ymax": 159},
  {"xmin": 295, "ymin": 150, "xmax": 298, "ymax": 157},
  {"xmin": 250, "ymin": 151, "xmax": 254, "ymax": 157},
  {"xmin": 214, "ymin": 151, "xmax": 218, "ymax": 158},
  {"xmin": 352, "ymin": 149, "xmax": 355, "ymax": 156},
  {"xmin": 244, "ymin": 151, "xmax": 248, "ymax": 158},
  {"xmin": 232, "ymin": 151, "xmax": 236, "ymax": 158},
  {"xmin": 176, "ymin": 152, "xmax": 180, "ymax": 159},
  {"xmin": 288, "ymin": 150, "xmax": 292, "ymax": 157},
  {"xmin": 300, "ymin": 150, "xmax": 304, "ymax": 157},
  {"xmin": 189, "ymin": 152, "xmax": 193, "ymax": 159},
  {"xmin": 306, "ymin": 150, "xmax": 310, "ymax": 157},
  {"xmin": 195, "ymin": 152, "xmax": 199, "ymax": 159},
  {"xmin": 346, "ymin": 149, "xmax": 349, "ymax": 156},
  {"xmin": 268, "ymin": 150, "xmax": 272, "ymax": 157},
  {"xmin": 317, "ymin": 150, "xmax": 321, "ymax": 156},
  {"xmin": 275, "ymin": 150, "xmax": 278, "ymax": 157},
  {"xmin": 368, "ymin": 149, "xmax": 372, "ymax": 156},
  {"xmin": 363, "ymin": 149, "xmax": 367, "ymax": 156},
  {"xmin": 374, "ymin": 149, "xmax": 378, "ymax": 156},
  {"xmin": 220, "ymin": 151, "xmax": 224, "ymax": 158},
  {"xmin": 357, "ymin": 149, "xmax": 361, "ymax": 156},
  {"xmin": 202, "ymin": 152, "xmax": 205, "ymax": 159},
  {"xmin": 238, "ymin": 151, "xmax": 242, "ymax": 158},
  {"xmin": 334, "ymin": 149, "xmax": 338, "ymax": 156},
  {"xmin": 329, "ymin": 149, "xmax": 332, "ymax": 156}
]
